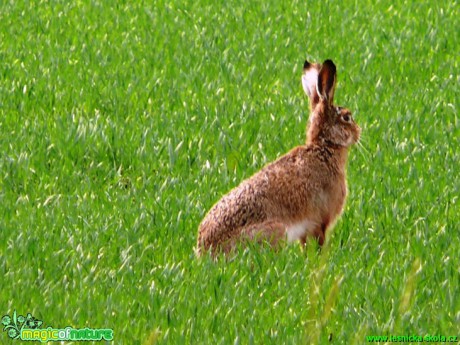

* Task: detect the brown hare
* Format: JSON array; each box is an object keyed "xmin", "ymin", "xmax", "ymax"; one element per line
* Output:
[{"xmin": 197, "ymin": 59, "xmax": 360, "ymax": 256}]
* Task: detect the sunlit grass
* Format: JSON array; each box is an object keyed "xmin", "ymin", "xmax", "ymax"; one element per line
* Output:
[{"xmin": 0, "ymin": 0, "xmax": 458, "ymax": 344}]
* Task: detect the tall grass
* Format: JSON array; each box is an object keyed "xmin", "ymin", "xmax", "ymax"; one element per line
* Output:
[{"xmin": 1, "ymin": 0, "xmax": 458, "ymax": 343}]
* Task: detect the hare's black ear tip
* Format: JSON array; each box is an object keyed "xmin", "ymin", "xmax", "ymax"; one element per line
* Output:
[
  {"xmin": 323, "ymin": 59, "xmax": 336, "ymax": 69},
  {"xmin": 303, "ymin": 60, "xmax": 311, "ymax": 70}
]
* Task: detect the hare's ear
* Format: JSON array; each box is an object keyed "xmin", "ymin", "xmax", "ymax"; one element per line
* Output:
[
  {"xmin": 302, "ymin": 60, "xmax": 320, "ymax": 106},
  {"xmin": 316, "ymin": 59, "xmax": 336, "ymax": 104}
]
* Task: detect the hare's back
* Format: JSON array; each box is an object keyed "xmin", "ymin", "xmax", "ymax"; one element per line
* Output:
[{"xmin": 200, "ymin": 180, "xmax": 268, "ymax": 236}]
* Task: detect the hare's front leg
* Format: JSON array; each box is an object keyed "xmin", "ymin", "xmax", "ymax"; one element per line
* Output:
[{"xmin": 299, "ymin": 222, "xmax": 327, "ymax": 247}]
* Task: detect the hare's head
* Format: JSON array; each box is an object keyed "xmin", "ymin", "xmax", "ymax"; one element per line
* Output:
[{"xmin": 302, "ymin": 59, "xmax": 360, "ymax": 148}]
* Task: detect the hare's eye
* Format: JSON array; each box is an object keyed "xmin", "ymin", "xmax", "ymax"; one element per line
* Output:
[{"xmin": 342, "ymin": 114, "xmax": 351, "ymax": 123}]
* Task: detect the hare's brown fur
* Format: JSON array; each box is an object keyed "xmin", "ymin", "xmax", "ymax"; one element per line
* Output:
[{"xmin": 197, "ymin": 59, "xmax": 360, "ymax": 256}]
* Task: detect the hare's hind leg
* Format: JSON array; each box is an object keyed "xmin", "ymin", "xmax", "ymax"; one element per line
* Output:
[
  {"xmin": 241, "ymin": 220, "xmax": 287, "ymax": 247},
  {"xmin": 196, "ymin": 221, "xmax": 287, "ymax": 257}
]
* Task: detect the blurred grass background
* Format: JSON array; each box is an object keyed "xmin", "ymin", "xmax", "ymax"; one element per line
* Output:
[{"xmin": 0, "ymin": 0, "xmax": 458, "ymax": 343}]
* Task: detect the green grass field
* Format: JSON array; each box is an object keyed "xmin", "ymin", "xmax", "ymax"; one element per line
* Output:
[{"xmin": 1, "ymin": 0, "xmax": 459, "ymax": 344}]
